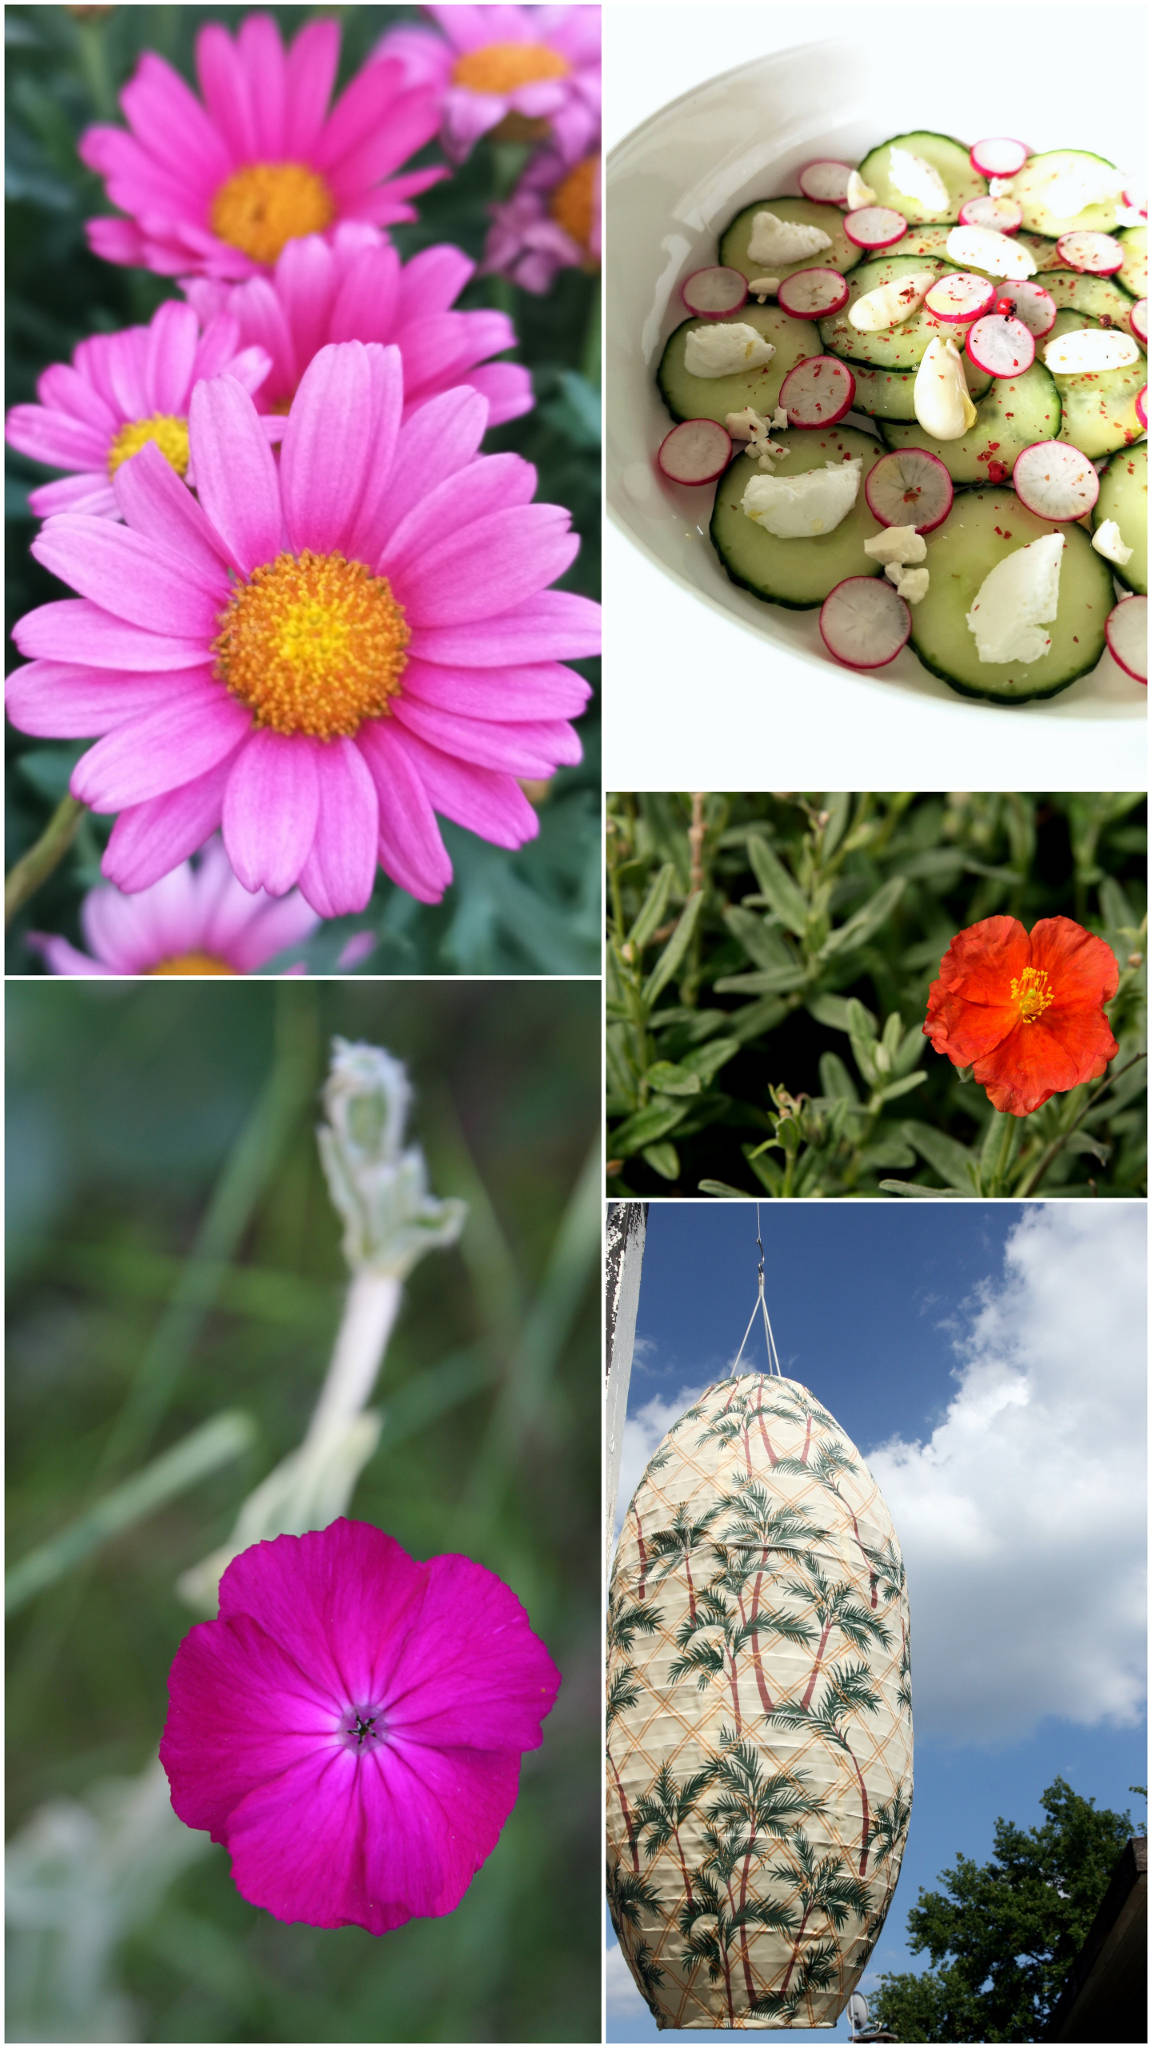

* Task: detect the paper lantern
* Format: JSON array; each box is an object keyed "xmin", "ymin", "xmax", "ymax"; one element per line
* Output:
[{"xmin": 607, "ymin": 1372, "xmax": 912, "ymax": 2030}]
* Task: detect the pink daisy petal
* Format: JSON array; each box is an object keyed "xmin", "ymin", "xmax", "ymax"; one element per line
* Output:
[
  {"xmin": 381, "ymin": 452, "xmax": 537, "ymax": 581},
  {"xmin": 112, "ymin": 441, "xmax": 232, "ymax": 586},
  {"xmin": 82, "ymin": 881, "xmax": 166, "ymax": 971},
  {"xmin": 194, "ymin": 21, "xmax": 259, "ymax": 161},
  {"xmin": 283, "ymin": 16, "xmax": 342, "ymax": 160},
  {"xmin": 32, "ymin": 518, "xmax": 224, "ymax": 638},
  {"xmin": 391, "ymin": 699, "xmax": 581, "ymax": 775},
  {"xmin": 412, "ymin": 588, "xmax": 601, "ymax": 667},
  {"xmin": 36, "ymin": 362, "xmax": 118, "ymax": 432},
  {"xmin": 118, "ymin": 52, "xmax": 232, "ymax": 186},
  {"xmin": 13, "ymin": 598, "xmax": 205, "ymax": 672},
  {"xmin": 236, "ymin": 13, "xmax": 288, "ymax": 158},
  {"xmin": 465, "ymin": 361, "xmax": 535, "ymax": 426},
  {"xmin": 296, "ymin": 738, "xmax": 379, "ymax": 917},
  {"xmin": 280, "ymin": 341, "xmax": 402, "ymax": 557},
  {"xmin": 28, "ymin": 476, "xmax": 119, "ymax": 519},
  {"xmin": 103, "ymin": 758, "xmax": 234, "ymax": 893},
  {"xmin": 403, "ymin": 654, "xmax": 591, "ymax": 720},
  {"xmin": 27, "ymin": 934, "xmax": 116, "ymax": 975},
  {"xmin": 6, "ymin": 659, "xmax": 198, "ymax": 739},
  {"xmin": 348, "ymin": 385, "xmax": 489, "ymax": 566},
  {"xmin": 73, "ymin": 684, "xmax": 250, "ymax": 810},
  {"xmin": 86, "ymin": 216, "xmax": 151, "ymax": 268},
  {"xmin": 144, "ymin": 298, "xmax": 200, "ymax": 412},
  {"xmin": 322, "ymin": 88, "xmax": 441, "ymax": 199},
  {"xmin": 398, "ymin": 506, "xmax": 578, "ymax": 627},
  {"xmin": 187, "ymin": 376, "xmax": 283, "ymax": 575},
  {"xmin": 388, "ymin": 728, "xmax": 540, "ymax": 849},
  {"xmin": 328, "ymin": 243, "xmax": 402, "ymax": 344},
  {"xmin": 355, "ymin": 721, "xmax": 453, "ymax": 903},
  {"xmin": 226, "ymin": 888, "xmax": 321, "ymax": 972},
  {"xmin": 395, "ymin": 243, "xmax": 475, "ymax": 318},
  {"xmin": 222, "ymin": 730, "xmax": 320, "ymax": 897},
  {"xmin": 6, "ymin": 406, "xmax": 110, "ymax": 471},
  {"xmin": 269, "ymin": 236, "xmax": 340, "ymax": 376}
]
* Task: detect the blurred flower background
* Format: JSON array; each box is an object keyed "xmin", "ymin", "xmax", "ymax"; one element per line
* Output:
[
  {"xmin": 5, "ymin": 3, "xmax": 601, "ymax": 976},
  {"xmin": 7, "ymin": 977, "xmax": 601, "ymax": 2041}
]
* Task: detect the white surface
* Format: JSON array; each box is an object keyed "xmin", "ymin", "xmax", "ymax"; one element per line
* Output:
[{"xmin": 604, "ymin": 2, "xmax": 1149, "ymax": 791}]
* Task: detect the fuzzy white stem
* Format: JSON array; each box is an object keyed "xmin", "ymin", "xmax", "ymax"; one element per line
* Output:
[{"xmin": 304, "ymin": 1271, "xmax": 402, "ymax": 1445}]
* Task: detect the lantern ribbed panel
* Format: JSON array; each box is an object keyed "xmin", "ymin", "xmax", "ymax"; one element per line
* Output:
[{"xmin": 607, "ymin": 1374, "xmax": 912, "ymax": 2031}]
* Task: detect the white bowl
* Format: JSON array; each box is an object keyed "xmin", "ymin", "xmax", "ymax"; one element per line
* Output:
[{"xmin": 606, "ymin": 22, "xmax": 1147, "ymax": 775}]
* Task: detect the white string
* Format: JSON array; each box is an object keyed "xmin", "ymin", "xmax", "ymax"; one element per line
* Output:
[{"xmin": 730, "ymin": 1204, "xmax": 783, "ymax": 1376}]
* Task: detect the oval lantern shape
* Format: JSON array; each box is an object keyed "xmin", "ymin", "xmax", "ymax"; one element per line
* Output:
[{"xmin": 607, "ymin": 1372, "xmax": 912, "ymax": 2031}]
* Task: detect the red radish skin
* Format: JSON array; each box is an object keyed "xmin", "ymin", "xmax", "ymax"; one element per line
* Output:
[
  {"xmin": 776, "ymin": 267, "xmax": 850, "ymax": 318},
  {"xmin": 779, "ymin": 356, "xmax": 855, "ymax": 428},
  {"xmin": 798, "ymin": 159, "xmax": 853, "ymax": 205},
  {"xmin": 844, "ymin": 206, "xmax": 907, "ymax": 249},
  {"xmin": 1012, "ymin": 440, "xmax": 1100, "ymax": 520},
  {"xmin": 681, "ymin": 266, "xmax": 749, "ymax": 317},
  {"xmin": 959, "ymin": 194, "xmax": 1024, "ymax": 233},
  {"xmin": 924, "ymin": 272, "xmax": 996, "ymax": 322},
  {"xmin": 966, "ymin": 314, "xmax": 1036, "ymax": 376},
  {"xmin": 657, "ymin": 419, "xmax": 733, "ymax": 486},
  {"xmin": 995, "ymin": 278, "xmax": 1058, "ymax": 337},
  {"xmin": 820, "ymin": 577, "xmax": 911, "ymax": 668},
  {"xmin": 970, "ymin": 136, "xmax": 1028, "ymax": 177},
  {"xmin": 1105, "ymin": 595, "xmax": 1147, "ymax": 682},
  {"xmin": 1137, "ymin": 386, "xmax": 1147, "ymax": 428},
  {"xmin": 864, "ymin": 448, "xmax": 954, "ymax": 532},
  {"xmin": 1055, "ymin": 231, "xmax": 1125, "ymax": 275},
  {"xmin": 1129, "ymin": 299, "xmax": 1148, "ymax": 345}
]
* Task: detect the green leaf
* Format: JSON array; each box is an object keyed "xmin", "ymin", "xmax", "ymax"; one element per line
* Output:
[
  {"xmin": 880, "ymin": 1072, "xmax": 928, "ymax": 1103},
  {"xmin": 819, "ymin": 1052, "xmax": 858, "ymax": 1103},
  {"xmin": 541, "ymin": 368, "xmax": 601, "ymax": 448},
  {"xmin": 628, "ymin": 862, "xmax": 675, "ymax": 950},
  {"xmin": 901, "ymin": 1120, "xmax": 981, "ymax": 1192},
  {"xmin": 680, "ymin": 1037, "xmax": 740, "ymax": 1085},
  {"xmin": 822, "ymin": 876, "xmax": 906, "ymax": 957},
  {"xmin": 820, "ymin": 792, "xmax": 852, "ymax": 861},
  {"xmin": 15, "ymin": 744, "xmax": 84, "ymax": 802},
  {"xmin": 641, "ymin": 1142, "xmax": 680, "ymax": 1181},
  {"xmin": 728, "ymin": 995, "xmax": 788, "ymax": 1042},
  {"xmin": 610, "ymin": 1100, "xmax": 690, "ymax": 1154},
  {"xmin": 1099, "ymin": 875, "xmax": 1138, "ymax": 935},
  {"xmin": 699, "ymin": 1178, "xmax": 756, "ymax": 1198},
  {"xmin": 892, "ymin": 1021, "xmax": 928, "ymax": 1078},
  {"xmin": 643, "ymin": 891, "xmax": 705, "ymax": 1004},
  {"xmin": 744, "ymin": 1149, "xmax": 784, "ymax": 1194},
  {"xmin": 713, "ymin": 966, "xmax": 809, "ymax": 995},
  {"xmin": 879, "ymin": 1179, "xmax": 968, "ymax": 1197},
  {"xmin": 646, "ymin": 1061, "xmax": 703, "ymax": 1097},
  {"xmin": 808, "ymin": 992, "xmax": 878, "ymax": 1035},
  {"xmin": 722, "ymin": 904, "xmax": 797, "ymax": 972},
  {"xmin": 743, "ymin": 838, "xmax": 810, "ymax": 937},
  {"xmin": 847, "ymin": 997, "xmax": 880, "ymax": 1089}
]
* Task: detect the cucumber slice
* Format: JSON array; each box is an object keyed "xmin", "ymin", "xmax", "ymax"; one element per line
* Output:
[
  {"xmin": 1041, "ymin": 267, "xmax": 1140, "ymax": 326},
  {"xmin": 878, "ymin": 361, "xmax": 1061, "ymax": 485},
  {"xmin": 819, "ymin": 254, "xmax": 965, "ymax": 370},
  {"xmin": 1046, "ymin": 310, "xmax": 1148, "ymax": 458},
  {"xmin": 656, "ymin": 305, "xmax": 819, "ymax": 425},
  {"xmin": 856, "ymin": 131, "xmax": 986, "ymax": 225},
  {"xmin": 1010, "ymin": 150, "xmax": 1124, "ymax": 237},
  {"xmin": 910, "ymin": 487, "xmax": 1114, "ymax": 700},
  {"xmin": 1093, "ymin": 443, "xmax": 1147, "ymax": 595},
  {"xmin": 718, "ymin": 197, "xmax": 862, "ymax": 285},
  {"xmin": 850, "ymin": 356, "xmax": 992, "ymax": 421},
  {"xmin": 1116, "ymin": 225, "xmax": 1148, "ymax": 300},
  {"xmin": 709, "ymin": 425, "xmax": 885, "ymax": 609}
]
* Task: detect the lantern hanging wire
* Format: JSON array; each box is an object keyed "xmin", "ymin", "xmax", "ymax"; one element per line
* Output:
[{"xmin": 730, "ymin": 1203, "xmax": 783, "ymax": 1377}]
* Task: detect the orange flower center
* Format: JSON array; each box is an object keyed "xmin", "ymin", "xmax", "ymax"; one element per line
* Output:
[
  {"xmin": 211, "ymin": 162, "xmax": 334, "ymax": 266},
  {"xmin": 107, "ymin": 413, "xmax": 190, "ymax": 478},
  {"xmin": 452, "ymin": 41, "xmax": 570, "ymax": 93},
  {"xmin": 1010, "ymin": 965, "xmax": 1054, "ymax": 1023},
  {"xmin": 212, "ymin": 550, "xmax": 410, "ymax": 740},
  {"xmin": 549, "ymin": 155, "xmax": 598, "ymax": 256},
  {"xmin": 149, "ymin": 953, "xmax": 235, "ymax": 976}
]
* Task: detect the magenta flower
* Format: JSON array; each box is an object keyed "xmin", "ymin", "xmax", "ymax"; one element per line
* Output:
[
  {"xmin": 483, "ymin": 144, "xmax": 600, "ymax": 295},
  {"xmin": 183, "ymin": 221, "xmax": 532, "ymax": 432},
  {"xmin": 159, "ymin": 1519, "xmax": 560, "ymax": 1933},
  {"xmin": 7, "ymin": 341, "xmax": 599, "ymax": 915},
  {"xmin": 377, "ymin": 4, "xmax": 601, "ymax": 165},
  {"xmin": 80, "ymin": 13, "xmax": 444, "ymax": 281},
  {"xmin": 5, "ymin": 301, "xmax": 269, "ymax": 522}
]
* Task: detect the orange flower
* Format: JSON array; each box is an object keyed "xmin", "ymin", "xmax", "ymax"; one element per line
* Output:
[{"xmin": 924, "ymin": 915, "xmax": 1119, "ymax": 1116}]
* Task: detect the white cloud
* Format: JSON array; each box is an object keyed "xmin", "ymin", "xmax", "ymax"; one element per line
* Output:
[
  {"xmin": 605, "ymin": 1938, "xmax": 650, "ymax": 2022},
  {"xmin": 867, "ymin": 1204, "xmax": 1147, "ymax": 1744}
]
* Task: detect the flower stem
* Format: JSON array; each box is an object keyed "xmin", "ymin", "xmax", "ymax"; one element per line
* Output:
[
  {"xmin": 1013, "ymin": 1054, "xmax": 1147, "ymax": 1196},
  {"xmin": 304, "ymin": 1271, "xmax": 402, "ymax": 1445},
  {"xmin": 984, "ymin": 1108, "xmax": 1019, "ymax": 1196},
  {"xmin": 5, "ymin": 796, "xmax": 86, "ymax": 928}
]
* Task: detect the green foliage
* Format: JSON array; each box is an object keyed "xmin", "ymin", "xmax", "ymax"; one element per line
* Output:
[
  {"xmin": 607, "ymin": 793, "xmax": 1147, "ymax": 1198},
  {"xmin": 872, "ymin": 1778, "xmax": 1138, "ymax": 2042},
  {"xmin": 4, "ymin": 5, "xmax": 600, "ymax": 975}
]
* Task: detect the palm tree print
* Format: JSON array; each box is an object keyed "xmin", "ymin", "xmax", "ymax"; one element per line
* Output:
[
  {"xmin": 607, "ymin": 1666, "xmax": 642, "ymax": 1868},
  {"xmin": 767, "ymin": 1661, "xmax": 882, "ymax": 1876},
  {"xmin": 668, "ymin": 1585, "xmax": 746, "ymax": 1731},
  {"xmin": 633, "ymin": 1759, "xmax": 716, "ymax": 1907},
  {"xmin": 645, "ymin": 1501, "xmax": 721, "ymax": 1623},
  {"xmin": 772, "ymin": 1828, "xmax": 872, "ymax": 2000},
  {"xmin": 808, "ymin": 1439, "xmax": 881, "ymax": 1607},
  {"xmin": 781, "ymin": 1559, "xmax": 893, "ymax": 1709},
  {"xmin": 716, "ymin": 1486, "xmax": 826, "ymax": 1714},
  {"xmin": 606, "ymin": 1858, "xmax": 668, "ymax": 2017},
  {"xmin": 694, "ymin": 1736, "xmax": 823, "ymax": 2013},
  {"xmin": 867, "ymin": 1785, "xmax": 912, "ymax": 1870},
  {"xmin": 872, "ymin": 1539, "xmax": 912, "ymax": 1716},
  {"xmin": 696, "ymin": 1404, "xmax": 755, "ymax": 1479},
  {"xmin": 678, "ymin": 1834, "xmax": 798, "ymax": 2024},
  {"xmin": 607, "ymin": 1589, "xmax": 663, "ymax": 1657}
]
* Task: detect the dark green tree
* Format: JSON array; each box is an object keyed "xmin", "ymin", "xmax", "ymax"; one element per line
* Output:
[{"xmin": 872, "ymin": 1777, "xmax": 1137, "ymax": 2042}]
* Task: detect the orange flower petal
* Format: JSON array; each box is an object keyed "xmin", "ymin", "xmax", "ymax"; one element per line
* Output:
[
  {"xmin": 931, "ymin": 915, "xmax": 1030, "ymax": 1004},
  {"xmin": 924, "ymin": 985, "xmax": 1020, "ymax": 1066},
  {"xmin": 1028, "ymin": 916, "xmax": 1120, "ymax": 1008}
]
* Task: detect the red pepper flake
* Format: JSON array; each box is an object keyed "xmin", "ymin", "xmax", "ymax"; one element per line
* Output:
[{"xmin": 987, "ymin": 461, "xmax": 1008, "ymax": 483}]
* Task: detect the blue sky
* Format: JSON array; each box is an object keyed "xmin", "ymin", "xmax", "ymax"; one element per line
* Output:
[{"xmin": 607, "ymin": 1201, "xmax": 1147, "ymax": 2042}]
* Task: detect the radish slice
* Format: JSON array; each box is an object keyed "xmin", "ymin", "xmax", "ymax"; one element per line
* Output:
[
  {"xmin": 776, "ymin": 266, "xmax": 850, "ymax": 318},
  {"xmin": 966, "ymin": 313, "xmax": 1036, "ymax": 377},
  {"xmin": 1130, "ymin": 299, "xmax": 1148, "ymax": 345},
  {"xmin": 657, "ymin": 418, "xmax": 733, "ymax": 486},
  {"xmin": 681, "ymin": 266, "xmax": 749, "ymax": 317},
  {"xmin": 1055, "ymin": 230, "xmax": 1125, "ymax": 275},
  {"xmin": 994, "ymin": 278, "xmax": 1058, "ymax": 338},
  {"xmin": 844, "ymin": 206, "xmax": 907, "ymax": 250},
  {"xmin": 864, "ymin": 448, "xmax": 954, "ymax": 532},
  {"xmin": 959, "ymin": 194, "xmax": 1024, "ymax": 233},
  {"xmin": 798, "ymin": 159, "xmax": 853, "ymax": 205},
  {"xmin": 1137, "ymin": 386, "xmax": 1147, "ymax": 428},
  {"xmin": 1012, "ymin": 440, "xmax": 1100, "ymax": 521},
  {"xmin": 923, "ymin": 271, "xmax": 996, "ymax": 322},
  {"xmin": 970, "ymin": 135, "xmax": 1028, "ymax": 178},
  {"xmin": 820, "ymin": 576, "xmax": 911, "ymax": 668},
  {"xmin": 779, "ymin": 355, "xmax": 855, "ymax": 428},
  {"xmin": 1105, "ymin": 595, "xmax": 1147, "ymax": 682}
]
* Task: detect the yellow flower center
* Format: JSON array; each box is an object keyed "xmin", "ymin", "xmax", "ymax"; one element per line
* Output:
[
  {"xmin": 549, "ymin": 155, "xmax": 598, "ymax": 257},
  {"xmin": 212, "ymin": 550, "xmax": 410, "ymax": 740},
  {"xmin": 107, "ymin": 413, "xmax": 190, "ymax": 478},
  {"xmin": 211, "ymin": 162, "xmax": 334, "ymax": 266},
  {"xmin": 149, "ymin": 953, "xmax": 236, "ymax": 976},
  {"xmin": 1010, "ymin": 965, "xmax": 1054, "ymax": 1022},
  {"xmin": 452, "ymin": 41, "xmax": 570, "ymax": 94}
]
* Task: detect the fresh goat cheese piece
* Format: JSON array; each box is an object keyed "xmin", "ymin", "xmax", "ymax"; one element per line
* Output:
[
  {"xmin": 887, "ymin": 146, "xmax": 949, "ymax": 214},
  {"xmin": 849, "ymin": 268, "xmax": 937, "ymax": 331},
  {"xmin": 747, "ymin": 210, "xmax": 832, "ymax": 266},
  {"xmin": 1045, "ymin": 161, "xmax": 1125, "ymax": 220},
  {"xmin": 845, "ymin": 168, "xmax": 876, "ymax": 209},
  {"xmin": 726, "ymin": 407, "xmax": 770, "ymax": 440},
  {"xmin": 965, "ymin": 532, "xmax": 1065, "ymax": 663},
  {"xmin": 914, "ymin": 337, "xmax": 979, "ymax": 440},
  {"xmin": 684, "ymin": 322, "xmax": 776, "ymax": 376},
  {"xmin": 885, "ymin": 562, "xmax": 930, "ymax": 603},
  {"xmin": 864, "ymin": 524, "xmax": 927, "ymax": 566},
  {"xmin": 741, "ymin": 457, "xmax": 862, "ymax": 537},
  {"xmin": 748, "ymin": 276, "xmax": 781, "ymax": 301},
  {"xmin": 988, "ymin": 176, "xmax": 1015, "ymax": 198},
  {"xmin": 1091, "ymin": 518, "xmax": 1134, "ymax": 567},
  {"xmin": 770, "ymin": 407, "xmax": 789, "ymax": 430},
  {"xmin": 946, "ymin": 224, "xmax": 1036, "ymax": 278},
  {"xmin": 1044, "ymin": 327, "xmax": 1140, "ymax": 373}
]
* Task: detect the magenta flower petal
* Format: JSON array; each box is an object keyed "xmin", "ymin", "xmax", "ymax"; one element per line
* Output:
[
  {"xmin": 32, "ymin": 518, "xmax": 223, "ymax": 638},
  {"xmin": 145, "ymin": 299, "xmax": 200, "ymax": 412},
  {"xmin": 112, "ymin": 441, "xmax": 231, "ymax": 584},
  {"xmin": 72, "ymin": 686, "xmax": 249, "ymax": 810},
  {"xmin": 13, "ymin": 599, "xmax": 205, "ymax": 672},
  {"xmin": 388, "ymin": 1551, "xmax": 560, "ymax": 1751},
  {"xmin": 28, "ymin": 476, "xmax": 119, "ymax": 519},
  {"xmin": 358, "ymin": 387, "xmax": 488, "ymax": 562},
  {"xmin": 104, "ymin": 760, "xmax": 233, "ymax": 893},
  {"xmin": 392, "ymin": 699, "xmax": 581, "ymax": 775},
  {"xmin": 283, "ymin": 16, "xmax": 342, "ymax": 159},
  {"xmin": 388, "ymin": 729, "xmax": 540, "ymax": 849},
  {"xmin": 413, "ymin": 588, "xmax": 601, "ymax": 666},
  {"xmin": 399, "ymin": 507, "xmax": 577, "ymax": 627},
  {"xmin": 356, "ymin": 722, "xmax": 454, "ymax": 903},
  {"xmin": 222, "ymin": 731, "xmax": 320, "ymax": 896},
  {"xmin": 187, "ymin": 377, "xmax": 282, "ymax": 575},
  {"xmin": 358, "ymin": 1740, "xmax": 522, "ymax": 1924},
  {"xmin": 7, "ymin": 406, "xmax": 108, "ymax": 470},
  {"xmin": 226, "ymin": 887, "xmax": 323, "ymax": 972},
  {"xmin": 118, "ymin": 52, "xmax": 232, "ymax": 185},
  {"xmin": 296, "ymin": 738, "xmax": 379, "ymax": 917},
  {"xmin": 381, "ymin": 451, "xmax": 536, "ymax": 579},
  {"xmin": 5, "ymin": 659, "xmax": 190, "ymax": 738},
  {"xmin": 280, "ymin": 342, "xmax": 401, "ymax": 557},
  {"xmin": 404, "ymin": 655, "xmax": 591, "ymax": 720}
]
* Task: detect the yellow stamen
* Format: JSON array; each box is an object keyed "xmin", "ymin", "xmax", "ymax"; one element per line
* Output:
[
  {"xmin": 452, "ymin": 41, "xmax": 570, "ymax": 94},
  {"xmin": 1010, "ymin": 965, "xmax": 1054, "ymax": 1022},
  {"xmin": 213, "ymin": 550, "xmax": 410, "ymax": 741},
  {"xmin": 549, "ymin": 155, "xmax": 598, "ymax": 258},
  {"xmin": 149, "ymin": 953, "xmax": 236, "ymax": 976},
  {"xmin": 107, "ymin": 413, "xmax": 190, "ymax": 478},
  {"xmin": 211, "ymin": 162, "xmax": 334, "ymax": 266}
]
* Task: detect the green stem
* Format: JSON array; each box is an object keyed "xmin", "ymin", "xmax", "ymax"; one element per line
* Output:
[
  {"xmin": 5, "ymin": 797, "xmax": 87, "ymax": 928},
  {"xmin": 985, "ymin": 1109, "xmax": 1018, "ymax": 1196},
  {"xmin": 1013, "ymin": 1054, "xmax": 1147, "ymax": 1196},
  {"xmin": 580, "ymin": 292, "xmax": 602, "ymax": 388}
]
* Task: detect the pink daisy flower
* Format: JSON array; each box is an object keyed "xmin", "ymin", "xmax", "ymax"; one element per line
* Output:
[
  {"xmin": 483, "ymin": 143, "xmax": 600, "ymax": 295},
  {"xmin": 159, "ymin": 1519, "xmax": 561, "ymax": 1933},
  {"xmin": 7, "ymin": 341, "xmax": 599, "ymax": 916},
  {"xmin": 183, "ymin": 221, "xmax": 532, "ymax": 433},
  {"xmin": 377, "ymin": 4, "xmax": 601, "ymax": 164},
  {"xmin": 5, "ymin": 300, "xmax": 269, "ymax": 522},
  {"xmin": 25, "ymin": 837, "xmax": 328, "ymax": 977},
  {"xmin": 80, "ymin": 13, "xmax": 444, "ymax": 281}
]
